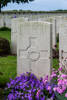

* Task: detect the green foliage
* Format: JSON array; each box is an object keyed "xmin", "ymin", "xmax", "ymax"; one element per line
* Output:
[
  {"xmin": 0, "ymin": 29, "xmax": 11, "ymax": 43},
  {"xmin": 0, "ymin": 27, "xmax": 11, "ymax": 31},
  {"xmin": 53, "ymin": 59, "xmax": 59, "ymax": 70},
  {"xmin": 1, "ymin": 9, "xmax": 67, "ymax": 13},
  {"xmin": 55, "ymin": 90, "xmax": 67, "ymax": 100},
  {"xmin": 0, "ymin": 37, "xmax": 10, "ymax": 56},
  {"xmin": 11, "ymin": 0, "xmax": 34, "ymax": 3},
  {"xmin": 0, "ymin": 0, "xmax": 34, "ymax": 12},
  {"xmin": 0, "ymin": 56, "xmax": 17, "ymax": 87},
  {"xmin": 0, "ymin": 29, "xmax": 16, "ymax": 87},
  {"xmin": 56, "ymin": 34, "xmax": 59, "ymax": 43}
]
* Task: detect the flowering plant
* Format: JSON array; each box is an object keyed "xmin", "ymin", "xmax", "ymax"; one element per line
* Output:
[
  {"xmin": 4, "ymin": 58, "xmax": 67, "ymax": 100},
  {"xmin": 5, "ymin": 72, "xmax": 55, "ymax": 100},
  {"xmin": 50, "ymin": 67, "xmax": 67, "ymax": 100}
]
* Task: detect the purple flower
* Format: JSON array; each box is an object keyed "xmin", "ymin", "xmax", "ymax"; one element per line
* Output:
[
  {"xmin": 5, "ymin": 72, "xmax": 55, "ymax": 100},
  {"xmin": 8, "ymin": 94, "xmax": 14, "ymax": 100},
  {"xmin": 14, "ymin": 15, "xmax": 16, "ymax": 18},
  {"xmin": 65, "ymin": 93, "xmax": 67, "ymax": 98},
  {"xmin": 36, "ymin": 89, "xmax": 40, "ymax": 97}
]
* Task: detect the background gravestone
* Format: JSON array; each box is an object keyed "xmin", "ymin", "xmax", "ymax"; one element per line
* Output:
[
  {"xmin": 11, "ymin": 17, "xmax": 28, "ymax": 54},
  {"xmin": 17, "ymin": 21, "xmax": 52, "ymax": 77},
  {"xmin": 0, "ymin": 12, "xmax": 67, "ymax": 28},
  {"xmin": 59, "ymin": 17, "xmax": 67, "ymax": 73},
  {"xmin": 4, "ymin": 16, "xmax": 11, "ymax": 28},
  {"xmin": 37, "ymin": 17, "xmax": 57, "ymax": 49},
  {"xmin": 51, "ymin": 18, "xmax": 57, "ymax": 49},
  {"xmin": 55, "ymin": 16, "xmax": 62, "ymax": 35},
  {"xmin": 0, "ymin": 16, "xmax": 4, "ymax": 28}
]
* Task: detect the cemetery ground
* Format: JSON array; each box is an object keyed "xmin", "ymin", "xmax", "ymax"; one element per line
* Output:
[{"xmin": 0, "ymin": 28, "xmax": 59, "ymax": 99}]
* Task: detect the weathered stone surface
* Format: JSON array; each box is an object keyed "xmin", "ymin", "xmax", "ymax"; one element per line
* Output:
[
  {"xmin": 0, "ymin": 16, "xmax": 4, "ymax": 28},
  {"xmin": 4, "ymin": 16, "xmax": 11, "ymax": 28},
  {"xmin": 11, "ymin": 17, "xmax": 28, "ymax": 54},
  {"xmin": 59, "ymin": 17, "xmax": 67, "ymax": 73},
  {"xmin": 36, "ymin": 17, "xmax": 57, "ymax": 49},
  {"xmin": 47, "ymin": 18, "xmax": 57, "ymax": 49},
  {"xmin": 17, "ymin": 21, "xmax": 52, "ymax": 77},
  {"xmin": 51, "ymin": 18, "xmax": 57, "ymax": 49},
  {"xmin": 55, "ymin": 16, "xmax": 63, "ymax": 35}
]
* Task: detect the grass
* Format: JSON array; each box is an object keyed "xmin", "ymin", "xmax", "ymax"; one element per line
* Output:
[
  {"xmin": 54, "ymin": 41, "xmax": 59, "ymax": 70},
  {"xmin": 0, "ymin": 28, "xmax": 17, "ymax": 86},
  {"xmin": 0, "ymin": 30, "xmax": 11, "ymax": 43},
  {"xmin": 56, "ymin": 42, "xmax": 59, "ymax": 51},
  {"xmin": 0, "ymin": 56, "xmax": 17, "ymax": 87},
  {"xmin": 53, "ymin": 59, "xmax": 59, "ymax": 70}
]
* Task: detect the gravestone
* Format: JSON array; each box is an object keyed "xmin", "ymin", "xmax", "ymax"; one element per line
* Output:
[
  {"xmin": 0, "ymin": 16, "xmax": 4, "ymax": 28},
  {"xmin": 46, "ymin": 18, "xmax": 57, "ymax": 49},
  {"xmin": 50, "ymin": 18, "xmax": 56, "ymax": 49},
  {"xmin": 59, "ymin": 17, "xmax": 67, "ymax": 73},
  {"xmin": 4, "ymin": 16, "xmax": 11, "ymax": 28},
  {"xmin": 55, "ymin": 16, "xmax": 62, "ymax": 34},
  {"xmin": 37, "ymin": 17, "xmax": 57, "ymax": 48},
  {"xmin": 11, "ymin": 17, "xmax": 28, "ymax": 54},
  {"xmin": 17, "ymin": 21, "xmax": 52, "ymax": 77}
]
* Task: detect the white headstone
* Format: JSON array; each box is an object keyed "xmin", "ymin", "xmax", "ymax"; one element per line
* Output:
[
  {"xmin": 17, "ymin": 21, "xmax": 52, "ymax": 77},
  {"xmin": 51, "ymin": 18, "xmax": 57, "ymax": 49},
  {"xmin": 5, "ymin": 16, "xmax": 11, "ymax": 28},
  {"xmin": 55, "ymin": 16, "xmax": 62, "ymax": 34},
  {"xmin": 37, "ymin": 17, "xmax": 57, "ymax": 48},
  {"xmin": 46, "ymin": 18, "xmax": 57, "ymax": 49},
  {"xmin": 59, "ymin": 17, "xmax": 67, "ymax": 72},
  {"xmin": 11, "ymin": 17, "xmax": 28, "ymax": 54},
  {"xmin": 0, "ymin": 16, "xmax": 4, "ymax": 28}
]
